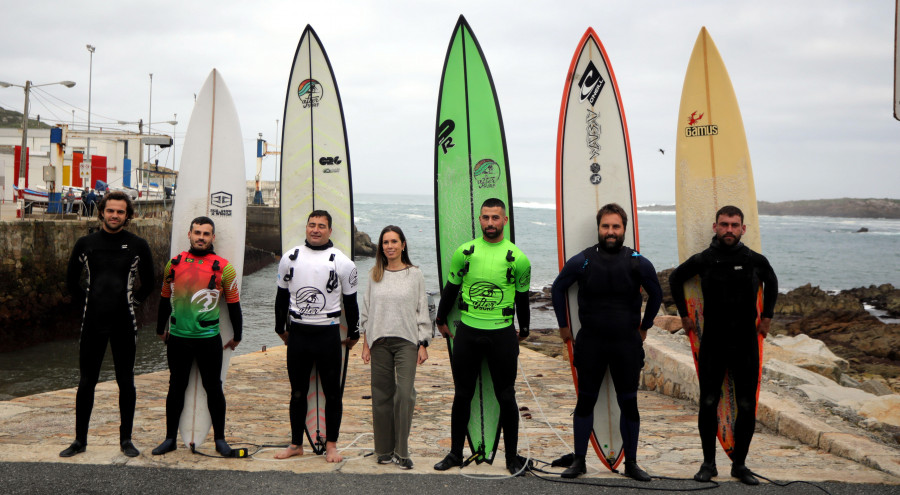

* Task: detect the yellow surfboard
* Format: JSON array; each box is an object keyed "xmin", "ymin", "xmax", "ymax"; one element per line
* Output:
[{"xmin": 674, "ymin": 27, "xmax": 763, "ymax": 460}]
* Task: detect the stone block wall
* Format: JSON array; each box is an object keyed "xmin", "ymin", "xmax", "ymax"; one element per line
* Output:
[{"xmin": 0, "ymin": 218, "xmax": 170, "ymax": 351}]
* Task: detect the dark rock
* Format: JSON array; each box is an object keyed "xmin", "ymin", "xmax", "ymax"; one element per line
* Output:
[
  {"xmin": 856, "ymin": 227, "xmax": 869, "ymax": 233},
  {"xmin": 775, "ymin": 284, "xmax": 862, "ymax": 316},
  {"xmin": 353, "ymin": 224, "xmax": 376, "ymax": 258},
  {"xmin": 861, "ymin": 379, "xmax": 894, "ymax": 397},
  {"xmin": 843, "ymin": 284, "xmax": 900, "ymax": 318}
]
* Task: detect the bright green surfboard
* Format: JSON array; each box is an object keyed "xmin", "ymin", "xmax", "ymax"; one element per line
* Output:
[{"xmin": 434, "ymin": 15, "xmax": 514, "ymax": 465}]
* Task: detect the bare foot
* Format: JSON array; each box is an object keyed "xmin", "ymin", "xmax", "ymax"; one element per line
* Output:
[
  {"xmin": 325, "ymin": 441, "xmax": 343, "ymax": 463},
  {"xmin": 274, "ymin": 444, "xmax": 303, "ymax": 459}
]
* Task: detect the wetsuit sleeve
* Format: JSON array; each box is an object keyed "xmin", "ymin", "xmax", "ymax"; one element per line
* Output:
[
  {"xmin": 446, "ymin": 245, "xmax": 467, "ymax": 285},
  {"xmin": 514, "ymin": 251, "xmax": 532, "ymax": 292},
  {"xmin": 66, "ymin": 238, "xmax": 86, "ymax": 303},
  {"xmin": 227, "ymin": 301, "xmax": 243, "ymax": 342},
  {"xmin": 435, "ymin": 281, "xmax": 461, "ymax": 325},
  {"xmin": 276, "ymin": 252, "xmax": 292, "ymax": 289},
  {"xmin": 160, "ymin": 260, "xmax": 173, "ymax": 298},
  {"xmin": 669, "ymin": 254, "xmax": 703, "ymax": 316},
  {"xmin": 514, "ymin": 290, "xmax": 530, "ymax": 336},
  {"xmin": 550, "ymin": 253, "xmax": 584, "ymax": 328},
  {"xmin": 756, "ymin": 253, "xmax": 779, "ymax": 318},
  {"xmin": 221, "ymin": 262, "xmax": 240, "ymax": 303},
  {"xmin": 639, "ymin": 257, "xmax": 663, "ymax": 331},
  {"xmin": 343, "ymin": 292, "xmax": 360, "ymax": 340},
  {"xmin": 339, "ymin": 256, "xmax": 359, "ymax": 296},
  {"xmin": 275, "ymin": 286, "xmax": 290, "ymax": 334},
  {"xmin": 157, "ymin": 296, "xmax": 172, "ymax": 335},
  {"xmin": 134, "ymin": 238, "xmax": 155, "ymax": 304}
]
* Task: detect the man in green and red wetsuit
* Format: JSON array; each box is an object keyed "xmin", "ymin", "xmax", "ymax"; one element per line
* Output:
[{"xmin": 152, "ymin": 216, "xmax": 243, "ymax": 457}]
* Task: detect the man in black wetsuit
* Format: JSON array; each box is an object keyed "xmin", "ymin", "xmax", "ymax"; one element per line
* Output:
[
  {"xmin": 62, "ymin": 191, "xmax": 154, "ymax": 458},
  {"xmin": 669, "ymin": 205, "xmax": 778, "ymax": 486},
  {"xmin": 550, "ymin": 203, "xmax": 662, "ymax": 481}
]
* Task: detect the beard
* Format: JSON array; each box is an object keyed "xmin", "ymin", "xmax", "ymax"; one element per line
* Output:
[
  {"xmin": 717, "ymin": 232, "xmax": 741, "ymax": 246},
  {"xmin": 102, "ymin": 217, "xmax": 124, "ymax": 233},
  {"xmin": 482, "ymin": 226, "xmax": 502, "ymax": 240},
  {"xmin": 599, "ymin": 233, "xmax": 624, "ymax": 252}
]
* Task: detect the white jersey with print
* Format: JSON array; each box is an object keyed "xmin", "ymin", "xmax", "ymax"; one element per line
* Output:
[{"xmin": 277, "ymin": 244, "xmax": 358, "ymax": 326}]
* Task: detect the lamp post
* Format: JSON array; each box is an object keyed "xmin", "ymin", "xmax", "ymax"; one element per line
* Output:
[
  {"xmin": 172, "ymin": 114, "xmax": 177, "ymax": 170},
  {"xmin": 0, "ymin": 79, "xmax": 76, "ymax": 218},
  {"xmin": 147, "ymin": 73, "xmax": 153, "ymax": 166},
  {"xmin": 86, "ymin": 44, "xmax": 95, "ymax": 160}
]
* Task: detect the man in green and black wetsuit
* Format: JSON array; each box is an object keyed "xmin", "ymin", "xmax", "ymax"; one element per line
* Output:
[{"xmin": 433, "ymin": 198, "xmax": 532, "ymax": 475}]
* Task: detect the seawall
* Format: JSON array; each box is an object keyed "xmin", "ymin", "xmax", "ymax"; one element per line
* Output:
[
  {"xmin": 0, "ymin": 215, "xmax": 279, "ymax": 352},
  {"xmin": 0, "ymin": 218, "xmax": 170, "ymax": 350}
]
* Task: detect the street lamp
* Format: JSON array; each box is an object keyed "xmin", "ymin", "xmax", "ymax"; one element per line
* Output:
[
  {"xmin": 0, "ymin": 79, "xmax": 76, "ymax": 218},
  {"xmin": 148, "ymin": 73, "xmax": 153, "ymax": 165},
  {"xmin": 86, "ymin": 44, "xmax": 95, "ymax": 159},
  {"xmin": 171, "ymin": 114, "xmax": 177, "ymax": 171}
]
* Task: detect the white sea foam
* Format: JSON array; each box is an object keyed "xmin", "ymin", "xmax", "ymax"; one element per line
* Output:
[{"xmin": 514, "ymin": 201, "xmax": 555, "ymax": 210}]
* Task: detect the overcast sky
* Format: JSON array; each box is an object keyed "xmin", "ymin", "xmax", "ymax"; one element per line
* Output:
[{"xmin": 1, "ymin": 0, "xmax": 898, "ymax": 203}]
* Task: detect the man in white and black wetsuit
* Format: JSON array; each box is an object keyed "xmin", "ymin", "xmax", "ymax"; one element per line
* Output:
[
  {"xmin": 274, "ymin": 210, "xmax": 359, "ymax": 463},
  {"xmin": 61, "ymin": 191, "xmax": 155, "ymax": 458}
]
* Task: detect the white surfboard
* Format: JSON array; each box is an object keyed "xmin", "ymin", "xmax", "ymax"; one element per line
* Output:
[
  {"xmin": 280, "ymin": 24, "xmax": 353, "ymax": 455},
  {"xmin": 556, "ymin": 28, "xmax": 638, "ymax": 471},
  {"xmin": 170, "ymin": 69, "xmax": 246, "ymax": 448}
]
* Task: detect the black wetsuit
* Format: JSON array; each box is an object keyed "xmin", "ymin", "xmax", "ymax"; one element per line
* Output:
[
  {"xmin": 551, "ymin": 244, "xmax": 662, "ymax": 462},
  {"xmin": 66, "ymin": 229, "xmax": 154, "ymax": 444},
  {"xmin": 669, "ymin": 237, "xmax": 778, "ymax": 467}
]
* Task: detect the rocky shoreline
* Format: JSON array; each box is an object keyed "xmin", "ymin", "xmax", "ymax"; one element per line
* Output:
[{"xmin": 529, "ymin": 273, "xmax": 900, "ymax": 390}]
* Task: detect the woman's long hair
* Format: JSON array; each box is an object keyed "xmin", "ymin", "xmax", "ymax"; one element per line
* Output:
[{"xmin": 371, "ymin": 225, "xmax": 413, "ymax": 282}]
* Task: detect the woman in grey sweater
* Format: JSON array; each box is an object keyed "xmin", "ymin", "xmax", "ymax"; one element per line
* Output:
[{"xmin": 360, "ymin": 225, "xmax": 431, "ymax": 469}]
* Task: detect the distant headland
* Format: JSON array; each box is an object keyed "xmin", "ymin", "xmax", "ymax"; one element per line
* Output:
[{"xmin": 639, "ymin": 198, "xmax": 900, "ymax": 219}]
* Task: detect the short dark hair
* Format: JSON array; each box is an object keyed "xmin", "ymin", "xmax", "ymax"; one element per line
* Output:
[
  {"xmin": 481, "ymin": 197, "xmax": 506, "ymax": 212},
  {"xmin": 308, "ymin": 209, "xmax": 332, "ymax": 228},
  {"xmin": 596, "ymin": 203, "xmax": 628, "ymax": 229},
  {"xmin": 97, "ymin": 190, "xmax": 135, "ymax": 226},
  {"xmin": 189, "ymin": 216, "xmax": 215, "ymax": 234},
  {"xmin": 715, "ymin": 205, "xmax": 744, "ymax": 223}
]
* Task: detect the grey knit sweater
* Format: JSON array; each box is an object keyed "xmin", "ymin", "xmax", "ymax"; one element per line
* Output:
[{"xmin": 360, "ymin": 266, "xmax": 432, "ymax": 346}]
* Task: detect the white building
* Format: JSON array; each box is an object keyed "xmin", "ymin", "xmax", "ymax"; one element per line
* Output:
[{"xmin": 0, "ymin": 125, "xmax": 173, "ymax": 203}]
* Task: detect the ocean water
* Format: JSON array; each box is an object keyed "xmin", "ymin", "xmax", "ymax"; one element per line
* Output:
[
  {"xmin": 2, "ymin": 193, "xmax": 898, "ymax": 399},
  {"xmin": 352, "ymin": 193, "xmax": 900, "ymax": 294}
]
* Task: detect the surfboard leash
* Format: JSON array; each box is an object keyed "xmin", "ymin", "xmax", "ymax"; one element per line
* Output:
[{"xmin": 749, "ymin": 470, "xmax": 834, "ymax": 495}]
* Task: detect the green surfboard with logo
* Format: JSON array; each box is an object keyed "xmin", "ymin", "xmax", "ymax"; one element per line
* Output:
[{"xmin": 434, "ymin": 15, "xmax": 514, "ymax": 465}]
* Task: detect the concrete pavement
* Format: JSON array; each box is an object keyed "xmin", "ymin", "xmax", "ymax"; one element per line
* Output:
[{"xmin": 0, "ymin": 334, "xmax": 897, "ymax": 486}]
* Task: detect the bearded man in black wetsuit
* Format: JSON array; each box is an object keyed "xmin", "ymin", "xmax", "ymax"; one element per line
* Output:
[
  {"xmin": 550, "ymin": 203, "xmax": 662, "ymax": 481},
  {"xmin": 61, "ymin": 191, "xmax": 155, "ymax": 458},
  {"xmin": 669, "ymin": 205, "xmax": 778, "ymax": 486}
]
